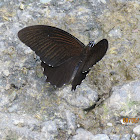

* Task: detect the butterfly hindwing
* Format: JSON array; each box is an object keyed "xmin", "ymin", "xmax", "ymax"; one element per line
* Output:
[
  {"xmin": 72, "ymin": 70, "xmax": 90, "ymax": 90},
  {"xmin": 41, "ymin": 57, "xmax": 80, "ymax": 88},
  {"xmin": 82, "ymin": 39, "xmax": 108, "ymax": 72}
]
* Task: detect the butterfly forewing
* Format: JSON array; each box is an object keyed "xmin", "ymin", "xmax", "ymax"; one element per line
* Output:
[
  {"xmin": 82, "ymin": 39, "xmax": 108, "ymax": 72},
  {"xmin": 18, "ymin": 25, "xmax": 85, "ymax": 67},
  {"xmin": 71, "ymin": 39, "xmax": 108, "ymax": 90}
]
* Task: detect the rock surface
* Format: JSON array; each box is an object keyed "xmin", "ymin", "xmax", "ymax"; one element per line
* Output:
[{"xmin": 0, "ymin": 0, "xmax": 140, "ymax": 139}]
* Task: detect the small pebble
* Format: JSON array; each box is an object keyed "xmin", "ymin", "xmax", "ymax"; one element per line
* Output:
[
  {"xmin": 107, "ymin": 123, "xmax": 113, "ymax": 127},
  {"xmin": 40, "ymin": 0, "xmax": 51, "ymax": 3},
  {"xmin": 133, "ymin": 125, "xmax": 140, "ymax": 135}
]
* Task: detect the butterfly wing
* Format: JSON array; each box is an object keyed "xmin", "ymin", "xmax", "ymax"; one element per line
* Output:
[
  {"xmin": 82, "ymin": 39, "xmax": 108, "ymax": 72},
  {"xmin": 41, "ymin": 57, "xmax": 80, "ymax": 88},
  {"xmin": 18, "ymin": 25, "xmax": 108, "ymax": 90},
  {"xmin": 72, "ymin": 70, "xmax": 90, "ymax": 90},
  {"xmin": 18, "ymin": 25, "xmax": 85, "ymax": 67},
  {"xmin": 72, "ymin": 39, "xmax": 108, "ymax": 90}
]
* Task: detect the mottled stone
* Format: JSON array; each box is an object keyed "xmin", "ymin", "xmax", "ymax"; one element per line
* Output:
[
  {"xmin": 109, "ymin": 28, "xmax": 122, "ymax": 38},
  {"xmin": 120, "ymin": 134, "xmax": 131, "ymax": 140},
  {"xmin": 72, "ymin": 128, "xmax": 110, "ymax": 140},
  {"xmin": 109, "ymin": 134, "xmax": 120, "ymax": 140},
  {"xmin": 40, "ymin": 0, "xmax": 51, "ymax": 3},
  {"xmin": 3, "ymin": 69, "xmax": 10, "ymax": 76},
  {"xmin": 8, "ymin": 104, "xmax": 18, "ymax": 113},
  {"xmin": 93, "ymin": 134, "xmax": 110, "ymax": 140},
  {"xmin": 0, "ymin": 0, "xmax": 140, "ymax": 139},
  {"xmin": 107, "ymin": 80, "xmax": 140, "ymax": 112},
  {"xmin": 56, "ymin": 83, "xmax": 98, "ymax": 108},
  {"xmin": 41, "ymin": 120, "xmax": 58, "ymax": 135},
  {"xmin": 0, "ymin": 76, "xmax": 7, "ymax": 92},
  {"xmin": 133, "ymin": 125, "xmax": 140, "ymax": 135},
  {"xmin": 107, "ymin": 122, "xmax": 113, "ymax": 127},
  {"xmin": 72, "ymin": 128, "xmax": 95, "ymax": 140},
  {"xmin": 65, "ymin": 110, "xmax": 76, "ymax": 134}
]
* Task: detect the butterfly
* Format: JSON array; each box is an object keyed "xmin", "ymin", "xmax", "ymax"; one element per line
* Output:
[{"xmin": 18, "ymin": 25, "xmax": 108, "ymax": 90}]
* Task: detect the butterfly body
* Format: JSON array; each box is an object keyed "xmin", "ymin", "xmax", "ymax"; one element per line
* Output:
[
  {"xmin": 18, "ymin": 25, "xmax": 108, "ymax": 90},
  {"xmin": 87, "ymin": 41, "xmax": 95, "ymax": 47}
]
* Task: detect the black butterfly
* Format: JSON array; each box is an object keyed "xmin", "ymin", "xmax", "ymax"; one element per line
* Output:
[{"xmin": 18, "ymin": 25, "xmax": 108, "ymax": 90}]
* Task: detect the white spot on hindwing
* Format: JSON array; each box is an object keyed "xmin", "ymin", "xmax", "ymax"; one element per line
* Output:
[
  {"xmin": 48, "ymin": 64, "xmax": 53, "ymax": 67},
  {"xmin": 82, "ymin": 71, "xmax": 87, "ymax": 73}
]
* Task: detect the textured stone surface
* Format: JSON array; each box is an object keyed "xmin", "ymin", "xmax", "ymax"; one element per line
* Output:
[
  {"xmin": 0, "ymin": 0, "xmax": 140, "ymax": 139},
  {"xmin": 107, "ymin": 80, "xmax": 140, "ymax": 111},
  {"xmin": 133, "ymin": 125, "xmax": 140, "ymax": 135}
]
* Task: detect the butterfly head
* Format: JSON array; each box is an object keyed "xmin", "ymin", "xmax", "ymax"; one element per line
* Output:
[{"xmin": 88, "ymin": 41, "xmax": 95, "ymax": 47}]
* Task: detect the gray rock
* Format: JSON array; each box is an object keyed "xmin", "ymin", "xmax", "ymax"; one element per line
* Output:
[
  {"xmin": 93, "ymin": 134, "xmax": 110, "ymax": 140},
  {"xmin": 107, "ymin": 123, "xmax": 113, "ymax": 126},
  {"xmin": 131, "ymin": 134, "xmax": 136, "ymax": 139},
  {"xmin": 56, "ymin": 83, "xmax": 98, "ymax": 109},
  {"xmin": 109, "ymin": 28, "xmax": 122, "ymax": 38},
  {"xmin": 0, "ymin": 113, "xmax": 45, "ymax": 139},
  {"xmin": 55, "ymin": 118, "xmax": 67, "ymax": 130},
  {"xmin": 107, "ymin": 80, "xmax": 140, "ymax": 115},
  {"xmin": 130, "ymin": 81, "xmax": 140, "ymax": 101},
  {"xmin": 65, "ymin": 110, "xmax": 76, "ymax": 134},
  {"xmin": 120, "ymin": 134, "xmax": 131, "ymax": 140},
  {"xmin": 0, "ymin": 93, "xmax": 10, "ymax": 108},
  {"xmin": 42, "ymin": 120, "xmax": 58, "ymax": 134},
  {"xmin": 40, "ymin": 0, "xmax": 51, "ymax": 4},
  {"xmin": 41, "ymin": 120, "xmax": 58, "ymax": 140},
  {"xmin": 8, "ymin": 104, "xmax": 18, "ymax": 113},
  {"xmin": 72, "ymin": 128, "xmax": 110, "ymax": 140},
  {"xmin": 109, "ymin": 134, "xmax": 120, "ymax": 140},
  {"xmin": 0, "ymin": 76, "xmax": 7, "ymax": 92},
  {"xmin": 0, "ymin": 0, "xmax": 140, "ymax": 139},
  {"xmin": 72, "ymin": 128, "xmax": 95, "ymax": 140},
  {"xmin": 136, "ymin": 65, "xmax": 140, "ymax": 71},
  {"xmin": 133, "ymin": 125, "xmax": 140, "ymax": 135}
]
